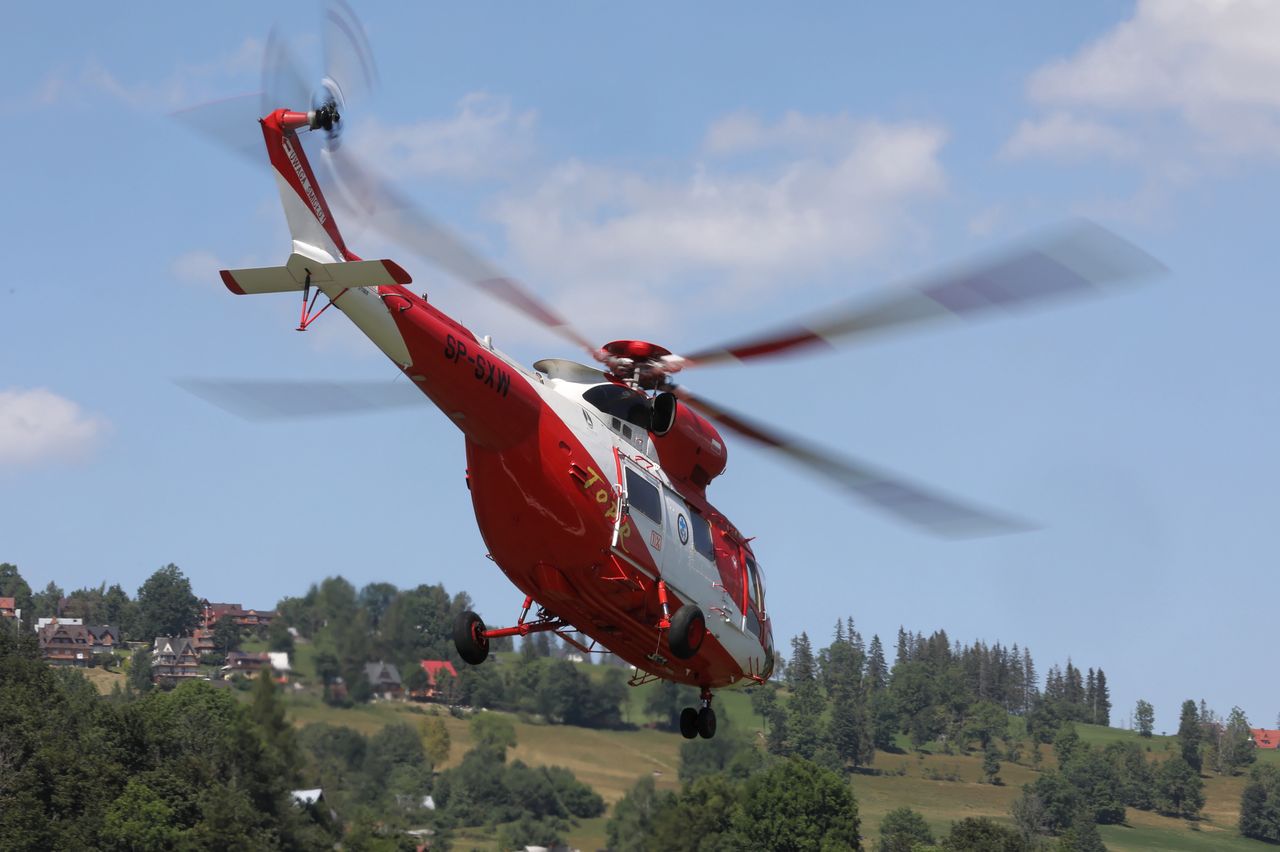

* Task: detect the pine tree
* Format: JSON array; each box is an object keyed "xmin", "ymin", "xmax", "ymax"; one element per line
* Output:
[
  {"xmin": 1177, "ymin": 699, "xmax": 1203, "ymax": 772},
  {"xmin": 787, "ymin": 633, "xmax": 823, "ymax": 759},
  {"xmin": 866, "ymin": 635, "xmax": 888, "ymax": 691},
  {"xmin": 1023, "ymin": 647, "xmax": 1039, "ymax": 711},
  {"xmin": 1220, "ymin": 707, "xmax": 1257, "ymax": 776},
  {"xmin": 1085, "ymin": 668, "xmax": 1097, "ymax": 723},
  {"xmin": 895, "ymin": 626, "xmax": 910, "ymax": 668},
  {"xmin": 1094, "ymin": 669, "xmax": 1111, "ymax": 726}
]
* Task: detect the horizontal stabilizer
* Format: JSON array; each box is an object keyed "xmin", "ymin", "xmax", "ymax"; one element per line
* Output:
[{"xmin": 220, "ymin": 253, "xmax": 411, "ymax": 295}]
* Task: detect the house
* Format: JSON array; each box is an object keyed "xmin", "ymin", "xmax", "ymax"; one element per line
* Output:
[
  {"xmin": 223, "ymin": 651, "xmax": 271, "ymax": 674},
  {"xmin": 1251, "ymin": 728, "xmax": 1280, "ymax": 749},
  {"xmin": 364, "ymin": 661, "xmax": 402, "ymax": 698},
  {"xmin": 191, "ymin": 628, "xmax": 218, "ymax": 653},
  {"xmin": 201, "ymin": 601, "xmax": 277, "ymax": 630},
  {"xmin": 152, "ymin": 636, "xmax": 201, "ymax": 679},
  {"xmin": 38, "ymin": 621, "xmax": 92, "ymax": 666},
  {"xmin": 86, "ymin": 625, "xmax": 122, "ymax": 655},
  {"xmin": 267, "ymin": 652, "xmax": 291, "ymax": 674},
  {"xmin": 413, "ymin": 659, "xmax": 458, "ymax": 700},
  {"xmin": 35, "ymin": 616, "xmax": 82, "ymax": 632},
  {"xmin": 0, "ymin": 596, "xmax": 20, "ymax": 624}
]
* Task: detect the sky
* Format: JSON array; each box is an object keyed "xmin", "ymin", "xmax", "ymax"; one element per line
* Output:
[{"xmin": 3, "ymin": 2, "xmax": 1278, "ymax": 735}]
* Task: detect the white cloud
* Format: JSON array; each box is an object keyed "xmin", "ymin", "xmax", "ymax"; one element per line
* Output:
[
  {"xmin": 347, "ymin": 93, "xmax": 537, "ymax": 180},
  {"xmin": 1012, "ymin": 0, "xmax": 1280, "ymax": 163},
  {"xmin": 33, "ymin": 37, "xmax": 264, "ymax": 111},
  {"xmin": 0, "ymin": 389, "xmax": 107, "ymax": 466},
  {"xmin": 1004, "ymin": 112, "xmax": 1139, "ymax": 161},
  {"xmin": 493, "ymin": 115, "xmax": 947, "ymax": 334}
]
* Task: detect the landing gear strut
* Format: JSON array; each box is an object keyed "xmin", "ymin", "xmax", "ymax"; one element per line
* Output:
[{"xmin": 679, "ymin": 687, "xmax": 716, "ymax": 739}]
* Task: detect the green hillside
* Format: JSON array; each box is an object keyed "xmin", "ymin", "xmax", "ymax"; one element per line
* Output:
[{"xmin": 269, "ymin": 667, "xmax": 1279, "ymax": 851}]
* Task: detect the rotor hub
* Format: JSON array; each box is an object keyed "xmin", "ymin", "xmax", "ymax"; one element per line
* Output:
[{"xmin": 600, "ymin": 340, "xmax": 683, "ymax": 388}]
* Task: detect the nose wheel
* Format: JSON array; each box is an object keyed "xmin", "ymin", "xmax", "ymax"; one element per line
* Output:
[{"xmin": 678, "ymin": 688, "xmax": 716, "ymax": 739}]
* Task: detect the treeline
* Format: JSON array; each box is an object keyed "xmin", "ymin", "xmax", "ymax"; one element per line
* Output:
[
  {"xmin": 0, "ymin": 562, "xmax": 207, "ymax": 643},
  {"xmin": 736, "ymin": 621, "xmax": 1111, "ymax": 776},
  {"xmin": 0, "ymin": 629, "xmax": 332, "ymax": 850}
]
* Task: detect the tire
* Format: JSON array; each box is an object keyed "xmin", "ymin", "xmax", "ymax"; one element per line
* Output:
[
  {"xmin": 668, "ymin": 604, "xmax": 706, "ymax": 660},
  {"xmin": 453, "ymin": 610, "xmax": 490, "ymax": 665},
  {"xmin": 697, "ymin": 706, "xmax": 717, "ymax": 739},
  {"xmin": 679, "ymin": 706, "xmax": 699, "ymax": 739}
]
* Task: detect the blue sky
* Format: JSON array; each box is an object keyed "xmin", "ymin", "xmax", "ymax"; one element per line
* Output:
[{"xmin": 3, "ymin": 2, "xmax": 1278, "ymax": 734}]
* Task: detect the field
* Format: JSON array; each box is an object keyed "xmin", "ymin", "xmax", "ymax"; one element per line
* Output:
[{"xmin": 267, "ymin": 659, "xmax": 1280, "ymax": 852}]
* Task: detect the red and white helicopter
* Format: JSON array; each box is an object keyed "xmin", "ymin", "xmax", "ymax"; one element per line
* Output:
[{"xmin": 190, "ymin": 8, "xmax": 1161, "ymax": 739}]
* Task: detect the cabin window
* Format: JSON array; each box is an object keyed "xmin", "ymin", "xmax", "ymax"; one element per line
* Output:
[
  {"xmin": 690, "ymin": 512, "xmax": 714, "ymax": 561},
  {"xmin": 625, "ymin": 468, "xmax": 662, "ymax": 523}
]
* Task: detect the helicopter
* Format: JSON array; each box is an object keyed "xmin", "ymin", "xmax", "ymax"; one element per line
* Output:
[{"xmin": 191, "ymin": 6, "xmax": 1162, "ymax": 740}]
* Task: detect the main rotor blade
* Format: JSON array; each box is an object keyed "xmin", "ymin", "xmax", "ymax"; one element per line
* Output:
[
  {"xmin": 177, "ymin": 378, "xmax": 424, "ymax": 421},
  {"xmin": 324, "ymin": 146, "xmax": 600, "ymax": 356},
  {"xmin": 671, "ymin": 386, "xmax": 1031, "ymax": 538},
  {"xmin": 679, "ymin": 220, "xmax": 1165, "ymax": 367}
]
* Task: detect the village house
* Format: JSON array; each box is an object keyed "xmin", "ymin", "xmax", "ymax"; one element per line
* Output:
[
  {"xmin": 35, "ymin": 616, "xmax": 82, "ymax": 632},
  {"xmin": 152, "ymin": 636, "xmax": 201, "ymax": 680},
  {"xmin": 0, "ymin": 596, "xmax": 20, "ymax": 625},
  {"xmin": 1251, "ymin": 728, "xmax": 1280, "ymax": 749},
  {"xmin": 38, "ymin": 621, "xmax": 93, "ymax": 666},
  {"xmin": 200, "ymin": 601, "xmax": 278, "ymax": 631},
  {"xmin": 191, "ymin": 628, "xmax": 218, "ymax": 654},
  {"xmin": 364, "ymin": 661, "xmax": 403, "ymax": 698},
  {"xmin": 221, "ymin": 650, "xmax": 291, "ymax": 679},
  {"xmin": 412, "ymin": 659, "xmax": 458, "ymax": 700},
  {"xmin": 85, "ymin": 625, "xmax": 122, "ymax": 655}
]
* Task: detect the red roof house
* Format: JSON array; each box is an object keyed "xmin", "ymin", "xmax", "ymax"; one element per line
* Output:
[
  {"xmin": 1251, "ymin": 728, "xmax": 1280, "ymax": 749},
  {"xmin": 415, "ymin": 660, "xmax": 458, "ymax": 699}
]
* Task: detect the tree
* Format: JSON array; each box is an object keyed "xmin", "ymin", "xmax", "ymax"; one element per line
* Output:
[
  {"xmin": 128, "ymin": 647, "xmax": 153, "ymax": 694},
  {"xmin": 31, "ymin": 580, "xmax": 64, "ymax": 619},
  {"xmin": 880, "ymin": 806, "xmax": 934, "ymax": 852},
  {"xmin": 866, "ymin": 634, "xmax": 888, "ymax": 691},
  {"xmin": 786, "ymin": 633, "xmax": 824, "ymax": 759},
  {"xmin": 646, "ymin": 678, "xmax": 699, "ymax": 730},
  {"xmin": 942, "ymin": 817, "xmax": 1026, "ymax": 851},
  {"xmin": 983, "ymin": 740, "xmax": 1003, "ymax": 785},
  {"xmin": 606, "ymin": 776, "xmax": 668, "ymax": 852},
  {"xmin": 101, "ymin": 779, "xmax": 183, "ymax": 851},
  {"xmin": 0, "ymin": 563, "xmax": 34, "ymax": 617},
  {"xmin": 1154, "ymin": 755, "xmax": 1204, "ymax": 818},
  {"xmin": 267, "ymin": 618, "xmax": 294, "ymax": 653},
  {"xmin": 733, "ymin": 758, "xmax": 861, "ymax": 851},
  {"xmin": 212, "ymin": 617, "xmax": 242, "ymax": 655},
  {"xmin": 1176, "ymin": 700, "xmax": 1203, "ymax": 772},
  {"xmin": 1240, "ymin": 764, "xmax": 1280, "ymax": 842},
  {"xmin": 421, "ymin": 716, "xmax": 451, "ymax": 767},
  {"xmin": 1056, "ymin": 810, "xmax": 1106, "ymax": 852},
  {"xmin": 1134, "ymin": 699, "xmax": 1154, "ymax": 737},
  {"xmin": 1218, "ymin": 706, "xmax": 1256, "ymax": 776},
  {"xmin": 135, "ymin": 564, "xmax": 200, "ymax": 640},
  {"xmin": 1091, "ymin": 670, "xmax": 1111, "ymax": 726},
  {"xmin": 470, "ymin": 712, "xmax": 517, "ymax": 755}
]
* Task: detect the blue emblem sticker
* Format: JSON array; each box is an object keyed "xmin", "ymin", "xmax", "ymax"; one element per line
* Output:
[{"xmin": 677, "ymin": 513, "xmax": 689, "ymax": 545}]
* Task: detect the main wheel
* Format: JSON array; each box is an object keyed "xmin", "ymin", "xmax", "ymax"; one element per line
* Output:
[
  {"xmin": 679, "ymin": 706, "xmax": 699, "ymax": 739},
  {"xmin": 668, "ymin": 604, "xmax": 706, "ymax": 660},
  {"xmin": 453, "ymin": 610, "xmax": 490, "ymax": 665},
  {"xmin": 697, "ymin": 706, "xmax": 717, "ymax": 739}
]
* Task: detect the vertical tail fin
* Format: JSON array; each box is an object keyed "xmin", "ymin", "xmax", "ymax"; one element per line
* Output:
[{"xmin": 260, "ymin": 109, "xmax": 358, "ymax": 264}]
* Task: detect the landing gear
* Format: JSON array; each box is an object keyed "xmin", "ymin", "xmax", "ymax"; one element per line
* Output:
[
  {"xmin": 668, "ymin": 604, "xmax": 706, "ymax": 660},
  {"xmin": 679, "ymin": 688, "xmax": 716, "ymax": 739},
  {"xmin": 679, "ymin": 707, "xmax": 699, "ymax": 739},
  {"xmin": 453, "ymin": 610, "xmax": 490, "ymax": 665}
]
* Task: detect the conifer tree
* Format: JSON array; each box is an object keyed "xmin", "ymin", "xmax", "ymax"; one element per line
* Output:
[
  {"xmin": 895, "ymin": 626, "xmax": 910, "ymax": 668},
  {"xmin": 1094, "ymin": 669, "xmax": 1111, "ymax": 726},
  {"xmin": 1085, "ymin": 668, "xmax": 1097, "ymax": 721},
  {"xmin": 1177, "ymin": 700, "xmax": 1203, "ymax": 772},
  {"xmin": 866, "ymin": 635, "xmax": 888, "ymax": 691},
  {"xmin": 787, "ymin": 633, "xmax": 823, "ymax": 760}
]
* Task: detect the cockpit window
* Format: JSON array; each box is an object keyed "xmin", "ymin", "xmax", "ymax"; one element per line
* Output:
[
  {"xmin": 582, "ymin": 384, "xmax": 651, "ymax": 430},
  {"xmin": 745, "ymin": 553, "xmax": 765, "ymax": 617}
]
